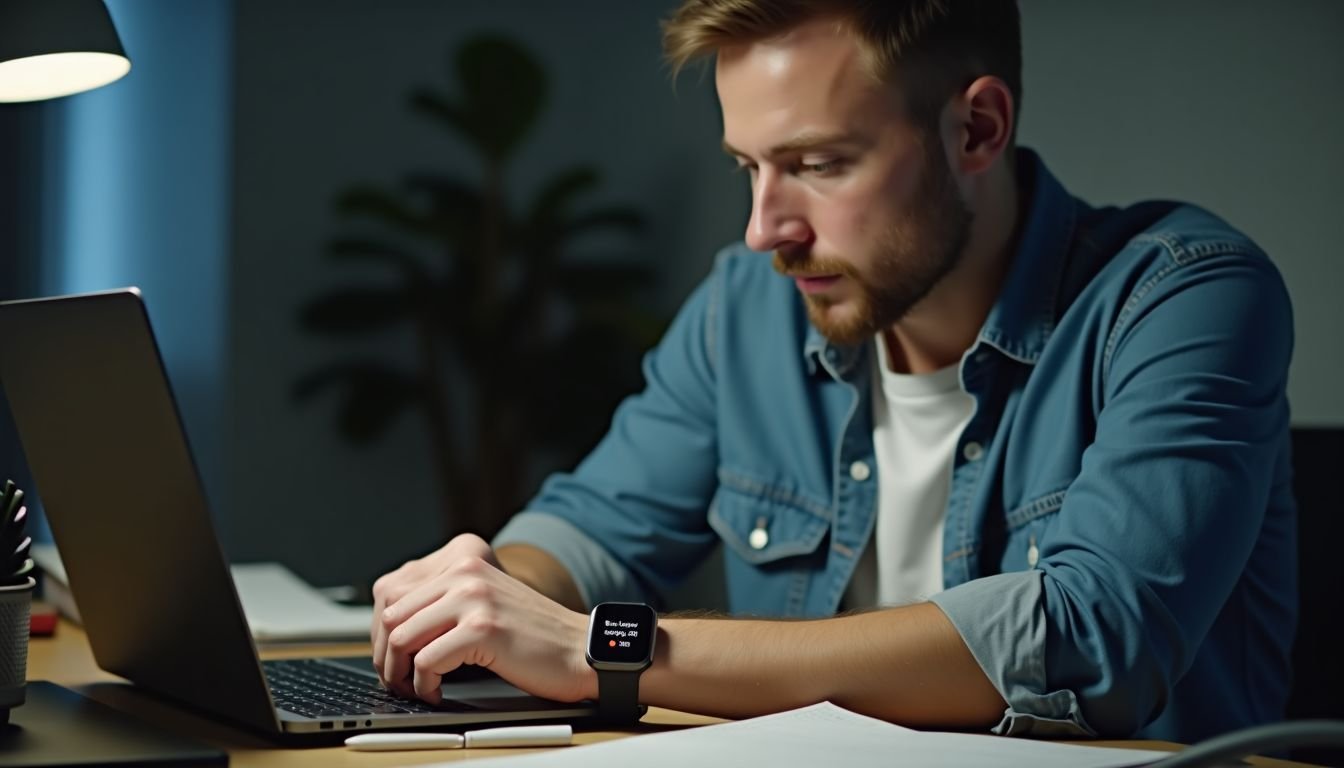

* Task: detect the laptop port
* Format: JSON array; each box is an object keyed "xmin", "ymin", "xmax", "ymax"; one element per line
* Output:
[
  {"xmin": 319, "ymin": 721, "xmax": 333, "ymax": 730},
  {"xmin": 344, "ymin": 720, "xmax": 356, "ymax": 728}
]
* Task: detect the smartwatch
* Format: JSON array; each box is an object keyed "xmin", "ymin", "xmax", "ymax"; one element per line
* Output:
[{"xmin": 585, "ymin": 601, "xmax": 657, "ymax": 724}]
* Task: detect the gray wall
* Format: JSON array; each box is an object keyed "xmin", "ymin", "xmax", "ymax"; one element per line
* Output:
[
  {"xmin": 1018, "ymin": 0, "xmax": 1344, "ymax": 426},
  {"xmin": 226, "ymin": 2, "xmax": 1343, "ymax": 588}
]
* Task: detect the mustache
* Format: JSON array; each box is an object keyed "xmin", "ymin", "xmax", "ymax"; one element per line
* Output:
[{"xmin": 771, "ymin": 250, "xmax": 857, "ymax": 279}]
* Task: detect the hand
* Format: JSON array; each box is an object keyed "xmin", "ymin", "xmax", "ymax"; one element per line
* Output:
[
  {"xmin": 371, "ymin": 533, "xmax": 595, "ymax": 704},
  {"xmin": 371, "ymin": 533, "xmax": 500, "ymax": 679}
]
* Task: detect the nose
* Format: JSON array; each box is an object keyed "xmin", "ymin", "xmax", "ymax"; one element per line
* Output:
[{"xmin": 745, "ymin": 167, "xmax": 812, "ymax": 253}]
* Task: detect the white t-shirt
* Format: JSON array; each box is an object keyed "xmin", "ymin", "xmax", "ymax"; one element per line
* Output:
[{"xmin": 844, "ymin": 333, "xmax": 976, "ymax": 609}]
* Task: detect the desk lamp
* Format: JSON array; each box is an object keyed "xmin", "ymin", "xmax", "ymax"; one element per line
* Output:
[{"xmin": 0, "ymin": 0, "xmax": 131, "ymax": 103}]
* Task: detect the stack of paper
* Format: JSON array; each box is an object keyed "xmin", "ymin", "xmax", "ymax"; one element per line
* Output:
[
  {"xmin": 33, "ymin": 544, "xmax": 372, "ymax": 644},
  {"xmin": 230, "ymin": 562, "xmax": 373, "ymax": 643},
  {"xmin": 444, "ymin": 702, "xmax": 1171, "ymax": 768}
]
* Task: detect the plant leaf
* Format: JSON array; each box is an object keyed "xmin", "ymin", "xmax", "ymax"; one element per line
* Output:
[
  {"xmin": 551, "ymin": 262, "xmax": 655, "ymax": 303},
  {"xmin": 325, "ymin": 238, "xmax": 432, "ymax": 283},
  {"xmin": 409, "ymin": 89, "xmax": 476, "ymax": 149},
  {"xmin": 456, "ymin": 35, "xmax": 547, "ymax": 164},
  {"xmin": 403, "ymin": 173, "xmax": 489, "ymax": 248},
  {"xmin": 573, "ymin": 303, "xmax": 669, "ymax": 351},
  {"xmin": 335, "ymin": 185, "xmax": 434, "ymax": 237},
  {"xmin": 527, "ymin": 167, "xmax": 600, "ymax": 227},
  {"xmin": 410, "ymin": 36, "xmax": 548, "ymax": 165},
  {"xmin": 292, "ymin": 363, "xmax": 421, "ymax": 444},
  {"xmin": 338, "ymin": 383, "xmax": 418, "ymax": 444},
  {"xmin": 299, "ymin": 287, "xmax": 412, "ymax": 334}
]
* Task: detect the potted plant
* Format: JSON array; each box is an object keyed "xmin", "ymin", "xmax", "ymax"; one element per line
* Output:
[
  {"xmin": 0, "ymin": 480, "xmax": 35, "ymax": 720},
  {"xmin": 295, "ymin": 34, "xmax": 664, "ymax": 536}
]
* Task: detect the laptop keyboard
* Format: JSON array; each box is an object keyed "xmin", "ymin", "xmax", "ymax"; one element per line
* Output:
[{"xmin": 263, "ymin": 659, "xmax": 472, "ymax": 719}]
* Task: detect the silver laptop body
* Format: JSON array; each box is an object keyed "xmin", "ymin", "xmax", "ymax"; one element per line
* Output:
[{"xmin": 0, "ymin": 289, "xmax": 596, "ymax": 736}]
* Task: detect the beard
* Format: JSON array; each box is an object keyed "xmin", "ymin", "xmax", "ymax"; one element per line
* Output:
[{"xmin": 772, "ymin": 139, "xmax": 973, "ymax": 346}]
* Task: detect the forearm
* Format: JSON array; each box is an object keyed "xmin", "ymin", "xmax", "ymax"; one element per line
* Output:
[
  {"xmin": 496, "ymin": 544, "xmax": 586, "ymax": 612},
  {"xmin": 641, "ymin": 602, "xmax": 1005, "ymax": 728}
]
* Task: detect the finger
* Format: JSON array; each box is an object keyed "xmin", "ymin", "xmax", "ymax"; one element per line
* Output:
[
  {"xmin": 381, "ymin": 576, "xmax": 452, "ymax": 634},
  {"xmin": 411, "ymin": 659, "xmax": 442, "ymax": 705},
  {"xmin": 371, "ymin": 565, "xmax": 434, "ymax": 681},
  {"xmin": 370, "ymin": 573, "xmax": 400, "ymax": 677},
  {"xmin": 382, "ymin": 591, "xmax": 463, "ymax": 698},
  {"xmin": 374, "ymin": 568, "xmax": 418, "ymax": 610},
  {"xmin": 379, "ymin": 583, "xmax": 450, "ymax": 686},
  {"xmin": 371, "ymin": 592, "xmax": 387, "ymax": 677},
  {"xmin": 412, "ymin": 620, "xmax": 491, "ymax": 704}
]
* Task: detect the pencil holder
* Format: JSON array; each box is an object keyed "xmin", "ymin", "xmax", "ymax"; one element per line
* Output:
[{"xmin": 0, "ymin": 576, "xmax": 35, "ymax": 722}]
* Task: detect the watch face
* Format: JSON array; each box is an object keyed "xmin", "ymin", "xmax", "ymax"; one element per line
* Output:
[{"xmin": 587, "ymin": 602, "xmax": 656, "ymax": 667}]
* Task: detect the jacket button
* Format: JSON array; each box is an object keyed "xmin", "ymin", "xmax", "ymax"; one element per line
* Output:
[
  {"xmin": 748, "ymin": 525, "xmax": 769, "ymax": 550},
  {"xmin": 849, "ymin": 461, "xmax": 871, "ymax": 481},
  {"xmin": 962, "ymin": 441, "xmax": 984, "ymax": 462}
]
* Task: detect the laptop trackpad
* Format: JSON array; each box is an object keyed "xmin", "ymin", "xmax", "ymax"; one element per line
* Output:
[{"xmin": 321, "ymin": 656, "xmax": 571, "ymax": 711}]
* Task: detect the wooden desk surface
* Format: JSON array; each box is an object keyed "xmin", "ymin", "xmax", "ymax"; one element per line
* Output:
[{"xmin": 28, "ymin": 620, "xmax": 1318, "ymax": 767}]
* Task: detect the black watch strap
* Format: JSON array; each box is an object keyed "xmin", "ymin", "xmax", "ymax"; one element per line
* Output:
[{"xmin": 595, "ymin": 668, "xmax": 641, "ymax": 723}]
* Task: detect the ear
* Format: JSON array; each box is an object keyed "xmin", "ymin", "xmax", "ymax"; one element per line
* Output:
[{"xmin": 945, "ymin": 75, "xmax": 1014, "ymax": 176}]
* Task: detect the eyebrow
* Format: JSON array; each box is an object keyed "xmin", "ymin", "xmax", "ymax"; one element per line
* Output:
[{"xmin": 721, "ymin": 131, "xmax": 861, "ymax": 161}]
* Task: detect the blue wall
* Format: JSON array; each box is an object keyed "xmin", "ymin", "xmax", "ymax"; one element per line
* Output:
[{"xmin": 38, "ymin": 0, "xmax": 234, "ymax": 530}]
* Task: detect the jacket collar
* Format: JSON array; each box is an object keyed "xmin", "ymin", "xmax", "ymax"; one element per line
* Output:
[{"xmin": 975, "ymin": 148, "xmax": 1076, "ymax": 364}]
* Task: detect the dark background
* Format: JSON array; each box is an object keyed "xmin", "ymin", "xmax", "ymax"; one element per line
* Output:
[{"xmin": 1, "ymin": 0, "xmax": 1341, "ymax": 594}]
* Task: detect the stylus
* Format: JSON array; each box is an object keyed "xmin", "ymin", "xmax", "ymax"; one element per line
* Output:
[{"xmin": 345, "ymin": 724, "xmax": 574, "ymax": 751}]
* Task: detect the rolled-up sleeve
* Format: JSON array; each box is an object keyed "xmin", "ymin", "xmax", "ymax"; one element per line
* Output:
[
  {"xmin": 932, "ymin": 571, "xmax": 1097, "ymax": 736},
  {"xmin": 493, "ymin": 511, "xmax": 649, "ymax": 609}
]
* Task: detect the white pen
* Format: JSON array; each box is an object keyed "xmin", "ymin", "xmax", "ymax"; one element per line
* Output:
[{"xmin": 344, "ymin": 724, "xmax": 573, "ymax": 751}]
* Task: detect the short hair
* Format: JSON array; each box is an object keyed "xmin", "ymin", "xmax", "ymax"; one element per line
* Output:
[{"xmin": 662, "ymin": 0, "xmax": 1022, "ymax": 138}]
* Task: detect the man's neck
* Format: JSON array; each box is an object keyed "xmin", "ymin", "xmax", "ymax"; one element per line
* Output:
[{"xmin": 883, "ymin": 162, "xmax": 1021, "ymax": 375}]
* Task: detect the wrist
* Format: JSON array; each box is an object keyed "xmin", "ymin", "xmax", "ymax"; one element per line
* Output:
[
  {"xmin": 496, "ymin": 544, "xmax": 586, "ymax": 612},
  {"xmin": 558, "ymin": 609, "xmax": 599, "ymax": 702},
  {"xmin": 577, "ymin": 653, "xmax": 600, "ymax": 701}
]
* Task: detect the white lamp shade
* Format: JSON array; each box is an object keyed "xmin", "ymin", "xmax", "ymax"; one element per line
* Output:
[
  {"xmin": 0, "ymin": 0, "xmax": 131, "ymax": 103},
  {"xmin": 0, "ymin": 52, "xmax": 130, "ymax": 103}
]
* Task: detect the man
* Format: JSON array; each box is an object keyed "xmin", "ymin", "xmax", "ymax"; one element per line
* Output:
[{"xmin": 371, "ymin": 0, "xmax": 1296, "ymax": 741}]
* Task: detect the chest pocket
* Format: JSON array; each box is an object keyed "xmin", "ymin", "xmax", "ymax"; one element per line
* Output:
[{"xmin": 708, "ymin": 481, "xmax": 831, "ymax": 568}]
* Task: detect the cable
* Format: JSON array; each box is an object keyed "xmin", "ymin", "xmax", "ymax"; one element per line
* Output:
[{"xmin": 1146, "ymin": 720, "xmax": 1344, "ymax": 768}]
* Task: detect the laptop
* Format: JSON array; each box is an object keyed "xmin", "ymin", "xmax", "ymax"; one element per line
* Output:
[{"xmin": 0, "ymin": 288, "xmax": 597, "ymax": 736}]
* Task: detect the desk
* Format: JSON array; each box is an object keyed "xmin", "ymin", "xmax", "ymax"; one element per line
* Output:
[{"xmin": 29, "ymin": 620, "xmax": 1317, "ymax": 767}]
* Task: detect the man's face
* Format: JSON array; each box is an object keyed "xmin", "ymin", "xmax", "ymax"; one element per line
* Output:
[{"xmin": 717, "ymin": 20, "xmax": 973, "ymax": 346}]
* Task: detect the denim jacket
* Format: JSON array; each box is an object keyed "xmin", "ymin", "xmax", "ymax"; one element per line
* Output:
[{"xmin": 495, "ymin": 150, "xmax": 1296, "ymax": 742}]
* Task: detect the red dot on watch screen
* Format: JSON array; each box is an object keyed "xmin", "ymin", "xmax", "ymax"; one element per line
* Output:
[{"xmin": 609, "ymin": 640, "xmax": 616, "ymax": 647}]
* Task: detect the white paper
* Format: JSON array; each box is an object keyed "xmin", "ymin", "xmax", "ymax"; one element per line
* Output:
[
  {"xmin": 35, "ymin": 545, "xmax": 372, "ymax": 642},
  {"xmin": 231, "ymin": 561, "xmax": 373, "ymax": 643},
  {"xmin": 427, "ymin": 702, "xmax": 1170, "ymax": 768},
  {"xmin": 32, "ymin": 543, "xmax": 67, "ymax": 583}
]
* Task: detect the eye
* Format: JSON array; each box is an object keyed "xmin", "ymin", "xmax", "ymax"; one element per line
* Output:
[
  {"xmin": 799, "ymin": 158, "xmax": 845, "ymax": 176},
  {"xmin": 732, "ymin": 161, "xmax": 758, "ymax": 176}
]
